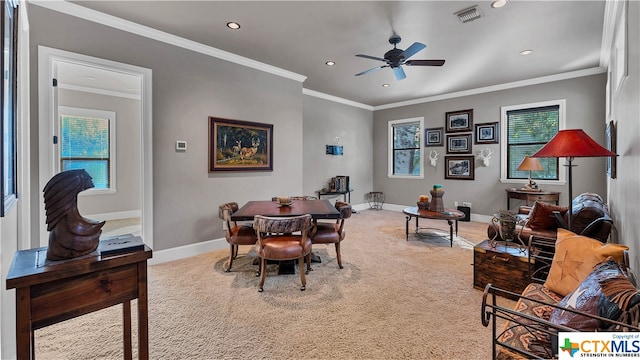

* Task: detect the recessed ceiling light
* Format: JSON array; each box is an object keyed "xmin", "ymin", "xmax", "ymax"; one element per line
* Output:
[
  {"xmin": 85, "ymin": 76, "xmax": 96, "ymax": 80},
  {"xmin": 491, "ymin": 0, "xmax": 508, "ymax": 9},
  {"xmin": 382, "ymin": 84, "xmax": 390, "ymax": 87},
  {"xmin": 325, "ymin": 61, "xmax": 335, "ymax": 66},
  {"xmin": 520, "ymin": 49, "xmax": 533, "ymax": 56},
  {"xmin": 226, "ymin": 22, "xmax": 241, "ymax": 30}
]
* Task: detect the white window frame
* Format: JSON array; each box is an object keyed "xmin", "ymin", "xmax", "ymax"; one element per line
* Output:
[
  {"xmin": 388, "ymin": 117, "xmax": 425, "ymax": 179},
  {"xmin": 57, "ymin": 106, "xmax": 117, "ymax": 194},
  {"xmin": 500, "ymin": 99, "xmax": 566, "ymax": 185}
]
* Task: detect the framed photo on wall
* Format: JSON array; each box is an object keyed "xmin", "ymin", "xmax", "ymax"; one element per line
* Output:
[
  {"xmin": 424, "ymin": 127, "xmax": 444, "ymax": 147},
  {"xmin": 209, "ymin": 117, "xmax": 273, "ymax": 172},
  {"xmin": 474, "ymin": 122, "xmax": 499, "ymax": 144},
  {"xmin": 446, "ymin": 134, "xmax": 472, "ymax": 154},
  {"xmin": 445, "ymin": 109, "xmax": 473, "ymax": 133},
  {"xmin": 445, "ymin": 156, "xmax": 475, "ymax": 180}
]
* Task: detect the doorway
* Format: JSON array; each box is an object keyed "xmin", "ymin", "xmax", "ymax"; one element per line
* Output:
[{"xmin": 37, "ymin": 46, "xmax": 153, "ymax": 249}]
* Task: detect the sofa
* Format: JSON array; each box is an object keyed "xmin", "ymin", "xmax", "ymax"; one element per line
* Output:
[
  {"xmin": 488, "ymin": 192, "xmax": 613, "ymax": 244},
  {"xmin": 481, "ymin": 229, "xmax": 639, "ymax": 359}
]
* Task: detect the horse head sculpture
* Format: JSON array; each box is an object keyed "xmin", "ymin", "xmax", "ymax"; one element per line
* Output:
[{"xmin": 44, "ymin": 169, "xmax": 106, "ymax": 260}]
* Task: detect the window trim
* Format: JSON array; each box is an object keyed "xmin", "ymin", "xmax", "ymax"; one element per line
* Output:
[
  {"xmin": 500, "ymin": 99, "xmax": 566, "ymax": 185},
  {"xmin": 387, "ymin": 117, "xmax": 424, "ymax": 179},
  {"xmin": 57, "ymin": 106, "xmax": 117, "ymax": 195},
  {"xmin": 1, "ymin": 0, "xmax": 19, "ymax": 217}
]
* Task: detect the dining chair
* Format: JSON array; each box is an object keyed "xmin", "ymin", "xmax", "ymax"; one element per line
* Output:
[
  {"xmin": 218, "ymin": 202, "xmax": 258, "ymax": 272},
  {"xmin": 253, "ymin": 214, "xmax": 313, "ymax": 292},
  {"xmin": 310, "ymin": 201, "xmax": 352, "ymax": 269}
]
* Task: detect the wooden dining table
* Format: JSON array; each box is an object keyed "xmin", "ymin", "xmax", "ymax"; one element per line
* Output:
[
  {"xmin": 230, "ymin": 199, "xmax": 341, "ymax": 221},
  {"xmin": 231, "ymin": 199, "xmax": 340, "ymax": 273}
]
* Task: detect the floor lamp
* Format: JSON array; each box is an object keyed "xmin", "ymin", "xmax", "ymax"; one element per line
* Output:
[{"xmin": 532, "ymin": 129, "xmax": 616, "ymax": 230}]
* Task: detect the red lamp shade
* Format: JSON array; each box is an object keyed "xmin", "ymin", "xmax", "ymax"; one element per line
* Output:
[
  {"xmin": 531, "ymin": 129, "xmax": 616, "ymax": 231},
  {"xmin": 532, "ymin": 129, "xmax": 617, "ymax": 158}
]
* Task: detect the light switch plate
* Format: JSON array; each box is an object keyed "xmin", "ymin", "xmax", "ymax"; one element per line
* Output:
[{"xmin": 176, "ymin": 140, "xmax": 187, "ymax": 151}]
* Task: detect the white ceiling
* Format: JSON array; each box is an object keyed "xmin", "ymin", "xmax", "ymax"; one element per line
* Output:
[{"xmin": 67, "ymin": 1, "xmax": 607, "ymax": 107}]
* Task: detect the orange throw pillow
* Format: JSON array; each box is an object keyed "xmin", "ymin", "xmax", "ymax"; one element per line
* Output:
[
  {"xmin": 544, "ymin": 229, "xmax": 628, "ymax": 297},
  {"xmin": 527, "ymin": 201, "xmax": 569, "ymax": 230}
]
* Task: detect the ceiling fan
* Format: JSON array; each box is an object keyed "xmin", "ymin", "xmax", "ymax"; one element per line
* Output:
[{"xmin": 355, "ymin": 34, "xmax": 445, "ymax": 81}]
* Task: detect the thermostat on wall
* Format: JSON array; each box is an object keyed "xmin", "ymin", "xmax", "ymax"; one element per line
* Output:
[{"xmin": 176, "ymin": 140, "xmax": 187, "ymax": 151}]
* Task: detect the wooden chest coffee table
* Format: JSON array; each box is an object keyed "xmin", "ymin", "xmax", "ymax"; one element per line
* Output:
[{"xmin": 473, "ymin": 239, "xmax": 533, "ymax": 300}]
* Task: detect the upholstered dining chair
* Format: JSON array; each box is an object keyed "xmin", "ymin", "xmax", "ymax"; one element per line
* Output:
[
  {"xmin": 218, "ymin": 202, "xmax": 258, "ymax": 272},
  {"xmin": 253, "ymin": 214, "xmax": 313, "ymax": 292},
  {"xmin": 310, "ymin": 201, "xmax": 352, "ymax": 269}
]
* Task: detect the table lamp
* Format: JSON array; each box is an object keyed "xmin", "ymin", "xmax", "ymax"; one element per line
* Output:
[
  {"xmin": 517, "ymin": 156, "xmax": 543, "ymax": 190},
  {"xmin": 532, "ymin": 129, "xmax": 616, "ymax": 230}
]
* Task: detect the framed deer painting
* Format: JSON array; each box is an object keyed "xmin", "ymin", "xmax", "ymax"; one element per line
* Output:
[{"xmin": 209, "ymin": 117, "xmax": 273, "ymax": 171}]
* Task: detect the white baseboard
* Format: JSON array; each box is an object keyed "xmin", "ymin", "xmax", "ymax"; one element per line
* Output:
[
  {"xmin": 87, "ymin": 210, "xmax": 141, "ymax": 221},
  {"xmin": 148, "ymin": 202, "xmax": 491, "ymax": 265},
  {"xmin": 149, "ymin": 238, "xmax": 227, "ymax": 265}
]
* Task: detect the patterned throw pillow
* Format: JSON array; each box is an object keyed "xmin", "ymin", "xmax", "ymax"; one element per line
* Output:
[
  {"xmin": 527, "ymin": 201, "xmax": 569, "ymax": 230},
  {"xmin": 549, "ymin": 258, "xmax": 639, "ymax": 331},
  {"xmin": 544, "ymin": 229, "xmax": 628, "ymax": 297}
]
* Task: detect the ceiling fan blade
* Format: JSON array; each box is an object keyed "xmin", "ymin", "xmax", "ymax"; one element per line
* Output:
[
  {"xmin": 392, "ymin": 66, "xmax": 406, "ymax": 81},
  {"xmin": 355, "ymin": 54, "xmax": 387, "ymax": 62},
  {"xmin": 401, "ymin": 42, "xmax": 426, "ymax": 60},
  {"xmin": 405, "ymin": 59, "xmax": 446, "ymax": 66},
  {"xmin": 355, "ymin": 65, "xmax": 388, "ymax": 77}
]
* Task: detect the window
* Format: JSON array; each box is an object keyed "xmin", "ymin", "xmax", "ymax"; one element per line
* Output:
[
  {"xmin": 58, "ymin": 106, "xmax": 116, "ymax": 192},
  {"xmin": 388, "ymin": 117, "xmax": 424, "ymax": 178},
  {"xmin": 500, "ymin": 100, "xmax": 566, "ymax": 184},
  {"xmin": 1, "ymin": 0, "xmax": 19, "ymax": 216}
]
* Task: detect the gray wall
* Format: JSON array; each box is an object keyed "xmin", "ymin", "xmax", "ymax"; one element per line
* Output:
[
  {"xmin": 373, "ymin": 74, "xmax": 608, "ymax": 215},
  {"xmin": 58, "ymin": 89, "xmax": 141, "ymax": 216},
  {"xmin": 29, "ymin": 5, "xmax": 304, "ymax": 251},
  {"xmin": 303, "ymin": 95, "xmax": 373, "ymax": 204},
  {"xmin": 609, "ymin": 1, "xmax": 640, "ymax": 274}
]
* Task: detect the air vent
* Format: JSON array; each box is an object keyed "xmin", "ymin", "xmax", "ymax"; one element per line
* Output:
[{"xmin": 455, "ymin": 6, "xmax": 482, "ymax": 23}]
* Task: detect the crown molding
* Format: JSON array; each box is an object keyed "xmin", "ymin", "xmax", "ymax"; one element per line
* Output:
[
  {"xmin": 600, "ymin": 0, "xmax": 618, "ymax": 68},
  {"xmin": 302, "ymin": 89, "xmax": 373, "ymax": 111},
  {"xmin": 29, "ymin": 0, "xmax": 307, "ymax": 83},
  {"xmin": 374, "ymin": 67, "xmax": 606, "ymax": 111}
]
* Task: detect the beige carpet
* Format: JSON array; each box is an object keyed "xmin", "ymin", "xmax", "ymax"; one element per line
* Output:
[{"xmin": 35, "ymin": 209, "xmax": 505, "ymax": 359}]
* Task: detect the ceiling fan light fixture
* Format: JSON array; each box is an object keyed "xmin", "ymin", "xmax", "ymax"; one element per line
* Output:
[
  {"xmin": 491, "ymin": 0, "xmax": 508, "ymax": 9},
  {"xmin": 455, "ymin": 6, "xmax": 482, "ymax": 23}
]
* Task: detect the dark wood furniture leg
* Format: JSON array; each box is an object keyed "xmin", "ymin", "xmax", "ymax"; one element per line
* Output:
[
  {"xmin": 123, "ymin": 301, "xmax": 132, "ymax": 360},
  {"xmin": 16, "ymin": 287, "xmax": 32, "ymax": 359},
  {"xmin": 138, "ymin": 262, "xmax": 149, "ymax": 360}
]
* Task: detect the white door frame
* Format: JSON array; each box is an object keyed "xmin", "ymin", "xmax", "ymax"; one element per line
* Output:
[{"xmin": 37, "ymin": 46, "xmax": 153, "ymax": 249}]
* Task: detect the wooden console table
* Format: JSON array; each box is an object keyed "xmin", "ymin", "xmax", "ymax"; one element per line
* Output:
[
  {"xmin": 317, "ymin": 189, "xmax": 352, "ymax": 203},
  {"xmin": 505, "ymin": 189, "xmax": 560, "ymax": 210},
  {"xmin": 5, "ymin": 245, "xmax": 152, "ymax": 359}
]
